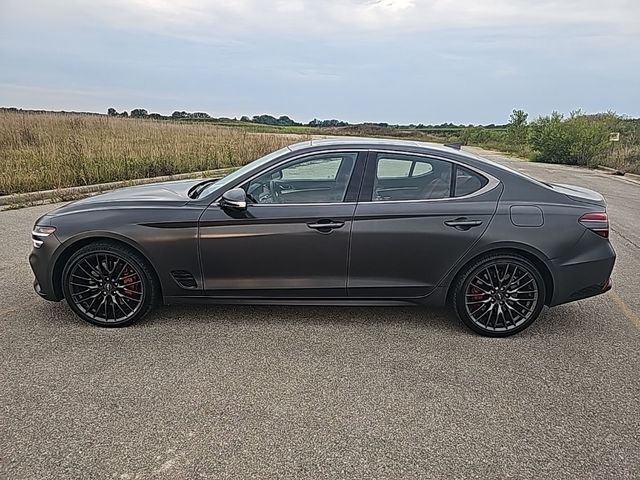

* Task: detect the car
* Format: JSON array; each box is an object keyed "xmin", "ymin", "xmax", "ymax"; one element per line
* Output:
[{"xmin": 29, "ymin": 138, "xmax": 616, "ymax": 336}]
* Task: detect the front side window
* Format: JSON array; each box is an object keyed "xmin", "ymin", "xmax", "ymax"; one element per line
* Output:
[
  {"xmin": 245, "ymin": 153, "xmax": 357, "ymax": 204},
  {"xmin": 373, "ymin": 154, "xmax": 452, "ymax": 201}
]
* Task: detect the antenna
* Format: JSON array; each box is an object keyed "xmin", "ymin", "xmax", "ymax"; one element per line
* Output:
[{"xmin": 444, "ymin": 142, "xmax": 462, "ymax": 150}]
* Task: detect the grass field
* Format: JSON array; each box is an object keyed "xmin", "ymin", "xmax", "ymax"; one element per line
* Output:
[
  {"xmin": 2, "ymin": 111, "xmax": 638, "ymax": 196},
  {"xmin": 0, "ymin": 112, "xmax": 307, "ymax": 195}
]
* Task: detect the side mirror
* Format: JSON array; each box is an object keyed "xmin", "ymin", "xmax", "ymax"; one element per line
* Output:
[{"xmin": 220, "ymin": 188, "xmax": 247, "ymax": 210}]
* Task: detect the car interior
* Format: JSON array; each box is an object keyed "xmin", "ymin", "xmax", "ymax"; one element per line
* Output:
[
  {"xmin": 373, "ymin": 156, "xmax": 453, "ymax": 201},
  {"xmin": 244, "ymin": 153, "xmax": 356, "ymax": 204},
  {"xmin": 242, "ymin": 153, "xmax": 488, "ymax": 204}
]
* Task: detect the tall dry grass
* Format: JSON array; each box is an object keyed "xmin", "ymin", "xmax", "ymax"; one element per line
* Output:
[
  {"xmin": 0, "ymin": 112, "xmax": 308, "ymax": 195},
  {"xmin": 597, "ymin": 144, "xmax": 640, "ymax": 174}
]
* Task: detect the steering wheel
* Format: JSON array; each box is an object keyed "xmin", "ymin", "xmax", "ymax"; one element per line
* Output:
[{"xmin": 269, "ymin": 179, "xmax": 282, "ymax": 203}]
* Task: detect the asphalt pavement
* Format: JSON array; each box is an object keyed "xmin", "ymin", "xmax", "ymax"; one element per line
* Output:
[{"xmin": 1, "ymin": 148, "xmax": 638, "ymax": 479}]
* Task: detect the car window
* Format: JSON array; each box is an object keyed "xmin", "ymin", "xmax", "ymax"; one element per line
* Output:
[
  {"xmin": 373, "ymin": 154, "xmax": 452, "ymax": 201},
  {"xmin": 196, "ymin": 146, "xmax": 290, "ymax": 198},
  {"xmin": 281, "ymin": 158, "xmax": 342, "ymax": 180},
  {"xmin": 245, "ymin": 153, "xmax": 356, "ymax": 204},
  {"xmin": 412, "ymin": 162, "xmax": 433, "ymax": 176},
  {"xmin": 454, "ymin": 166, "xmax": 488, "ymax": 197},
  {"xmin": 376, "ymin": 158, "xmax": 434, "ymax": 178},
  {"xmin": 377, "ymin": 158, "xmax": 412, "ymax": 178}
]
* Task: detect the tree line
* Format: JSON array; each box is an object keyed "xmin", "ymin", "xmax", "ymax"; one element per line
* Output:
[{"xmin": 105, "ymin": 107, "xmax": 510, "ymax": 129}]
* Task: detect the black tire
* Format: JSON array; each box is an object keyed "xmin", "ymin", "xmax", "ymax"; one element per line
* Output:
[
  {"xmin": 452, "ymin": 253, "xmax": 545, "ymax": 337},
  {"xmin": 62, "ymin": 241, "xmax": 159, "ymax": 327}
]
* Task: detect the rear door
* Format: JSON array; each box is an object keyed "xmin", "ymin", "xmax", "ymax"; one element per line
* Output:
[{"xmin": 348, "ymin": 151, "xmax": 501, "ymax": 298}]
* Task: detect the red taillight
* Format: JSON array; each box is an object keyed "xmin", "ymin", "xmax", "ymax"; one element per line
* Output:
[
  {"xmin": 579, "ymin": 212, "xmax": 608, "ymax": 222},
  {"xmin": 579, "ymin": 212, "xmax": 609, "ymax": 238}
]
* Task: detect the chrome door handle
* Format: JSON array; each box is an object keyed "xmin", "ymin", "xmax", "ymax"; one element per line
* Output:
[
  {"xmin": 444, "ymin": 218, "xmax": 483, "ymax": 230},
  {"xmin": 307, "ymin": 221, "xmax": 345, "ymax": 230}
]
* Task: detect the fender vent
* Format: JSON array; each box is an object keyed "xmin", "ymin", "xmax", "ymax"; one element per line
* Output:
[{"xmin": 171, "ymin": 270, "xmax": 197, "ymax": 289}]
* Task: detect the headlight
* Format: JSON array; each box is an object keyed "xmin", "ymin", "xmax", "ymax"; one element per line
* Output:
[{"xmin": 32, "ymin": 225, "xmax": 56, "ymax": 248}]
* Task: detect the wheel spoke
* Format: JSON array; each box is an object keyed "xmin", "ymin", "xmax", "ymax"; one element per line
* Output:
[{"xmin": 468, "ymin": 283, "xmax": 492, "ymax": 295}]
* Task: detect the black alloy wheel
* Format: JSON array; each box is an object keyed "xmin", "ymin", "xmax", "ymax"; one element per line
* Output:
[
  {"xmin": 453, "ymin": 253, "xmax": 545, "ymax": 337},
  {"xmin": 62, "ymin": 242, "xmax": 157, "ymax": 326}
]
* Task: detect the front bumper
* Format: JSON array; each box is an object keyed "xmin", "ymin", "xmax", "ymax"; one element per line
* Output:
[{"xmin": 29, "ymin": 234, "xmax": 63, "ymax": 302}]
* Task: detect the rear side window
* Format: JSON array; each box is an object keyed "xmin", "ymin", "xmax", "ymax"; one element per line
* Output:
[
  {"xmin": 373, "ymin": 154, "xmax": 452, "ymax": 201},
  {"xmin": 454, "ymin": 166, "xmax": 488, "ymax": 197}
]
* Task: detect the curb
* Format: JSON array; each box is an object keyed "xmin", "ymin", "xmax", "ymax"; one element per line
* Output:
[
  {"xmin": 0, "ymin": 167, "xmax": 238, "ymax": 209},
  {"xmin": 596, "ymin": 165, "xmax": 624, "ymax": 175},
  {"xmin": 596, "ymin": 165, "xmax": 640, "ymax": 185}
]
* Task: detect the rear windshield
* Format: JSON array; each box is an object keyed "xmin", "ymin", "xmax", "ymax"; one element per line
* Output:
[{"xmin": 469, "ymin": 153, "xmax": 552, "ymax": 189}]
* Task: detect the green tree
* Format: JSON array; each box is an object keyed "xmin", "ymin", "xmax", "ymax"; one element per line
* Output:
[
  {"xmin": 529, "ymin": 112, "xmax": 571, "ymax": 163},
  {"xmin": 130, "ymin": 109, "xmax": 148, "ymax": 118},
  {"xmin": 507, "ymin": 109, "xmax": 528, "ymax": 146}
]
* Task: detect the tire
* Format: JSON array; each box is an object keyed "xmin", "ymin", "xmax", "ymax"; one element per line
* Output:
[
  {"xmin": 62, "ymin": 241, "xmax": 159, "ymax": 327},
  {"xmin": 452, "ymin": 253, "xmax": 545, "ymax": 337}
]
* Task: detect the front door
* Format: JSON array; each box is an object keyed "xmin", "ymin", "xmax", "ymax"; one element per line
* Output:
[
  {"xmin": 348, "ymin": 151, "xmax": 501, "ymax": 298},
  {"xmin": 199, "ymin": 151, "xmax": 365, "ymax": 298}
]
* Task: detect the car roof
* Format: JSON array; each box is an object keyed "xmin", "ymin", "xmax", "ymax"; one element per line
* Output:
[
  {"xmin": 288, "ymin": 137, "xmax": 470, "ymax": 156},
  {"xmin": 287, "ymin": 137, "xmax": 551, "ymax": 190}
]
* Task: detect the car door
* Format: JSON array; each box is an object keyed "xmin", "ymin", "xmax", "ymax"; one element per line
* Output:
[
  {"xmin": 199, "ymin": 151, "xmax": 366, "ymax": 298},
  {"xmin": 348, "ymin": 151, "xmax": 502, "ymax": 298}
]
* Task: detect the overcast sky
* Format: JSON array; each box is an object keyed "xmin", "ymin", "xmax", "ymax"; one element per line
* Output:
[{"xmin": 1, "ymin": 0, "xmax": 638, "ymax": 124}]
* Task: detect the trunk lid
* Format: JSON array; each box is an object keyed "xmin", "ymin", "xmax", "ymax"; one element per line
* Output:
[{"xmin": 548, "ymin": 183, "xmax": 606, "ymax": 207}]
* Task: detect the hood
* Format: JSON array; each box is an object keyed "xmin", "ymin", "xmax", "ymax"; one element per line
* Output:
[
  {"xmin": 548, "ymin": 183, "xmax": 606, "ymax": 207},
  {"xmin": 48, "ymin": 179, "xmax": 203, "ymax": 216}
]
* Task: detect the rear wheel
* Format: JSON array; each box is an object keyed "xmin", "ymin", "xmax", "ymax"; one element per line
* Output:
[
  {"xmin": 453, "ymin": 253, "xmax": 545, "ymax": 337},
  {"xmin": 62, "ymin": 242, "xmax": 158, "ymax": 327}
]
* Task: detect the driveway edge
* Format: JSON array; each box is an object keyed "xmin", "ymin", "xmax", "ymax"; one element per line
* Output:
[{"xmin": 0, "ymin": 167, "xmax": 237, "ymax": 209}]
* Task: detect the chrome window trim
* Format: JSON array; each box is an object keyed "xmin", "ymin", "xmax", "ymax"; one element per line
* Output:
[
  {"xmin": 361, "ymin": 150, "xmax": 500, "ymax": 204},
  {"xmin": 213, "ymin": 149, "xmax": 366, "ymax": 205},
  {"xmin": 212, "ymin": 148, "xmax": 500, "ymax": 206}
]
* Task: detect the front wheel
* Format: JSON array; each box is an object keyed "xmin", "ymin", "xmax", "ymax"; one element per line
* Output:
[
  {"xmin": 62, "ymin": 242, "xmax": 158, "ymax": 327},
  {"xmin": 453, "ymin": 253, "xmax": 545, "ymax": 337}
]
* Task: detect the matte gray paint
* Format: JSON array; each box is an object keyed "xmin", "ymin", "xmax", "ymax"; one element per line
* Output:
[
  {"xmin": 29, "ymin": 139, "xmax": 616, "ymax": 310},
  {"xmin": 510, "ymin": 205, "xmax": 544, "ymax": 227}
]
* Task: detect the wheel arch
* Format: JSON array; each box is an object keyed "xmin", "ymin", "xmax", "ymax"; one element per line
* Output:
[
  {"xmin": 51, "ymin": 233, "xmax": 163, "ymax": 301},
  {"xmin": 445, "ymin": 245, "xmax": 555, "ymax": 306}
]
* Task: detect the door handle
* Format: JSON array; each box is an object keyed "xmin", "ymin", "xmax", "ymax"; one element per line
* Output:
[
  {"xmin": 307, "ymin": 220, "xmax": 345, "ymax": 231},
  {"xmin": 444, "ymin": 218, "xmax": 483, "ymax": 231}
]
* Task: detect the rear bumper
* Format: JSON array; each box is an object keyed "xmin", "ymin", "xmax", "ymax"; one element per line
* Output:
[{"xmin": 549, "ymin": 232, "xmax": 616, "ymax": 306}]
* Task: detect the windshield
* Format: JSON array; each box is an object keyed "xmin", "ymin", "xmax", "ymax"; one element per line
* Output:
[{"xmin": 196, "ymin": 147, "xmax": 291, "ymax": 198}]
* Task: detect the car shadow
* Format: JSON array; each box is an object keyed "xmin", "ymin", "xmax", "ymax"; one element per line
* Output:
[
  {"xmin": 142, "ymin": 303, "xmax": 470, "ymax": 335},
  {"xmin": 38, "ymin": 296, "xmax": 596, "ymax": 340}
]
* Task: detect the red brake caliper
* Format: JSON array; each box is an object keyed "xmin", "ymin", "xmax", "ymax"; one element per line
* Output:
[
  {"xmin": 470, "ymin": 286, "xmax": 484, "ymax": 302},
  {"xmin": 122, "ymin": 267, "xmax": 138, "ymax": 298}
]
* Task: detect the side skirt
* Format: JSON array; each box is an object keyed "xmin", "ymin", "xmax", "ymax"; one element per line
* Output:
[{"xmin": 163, "ymin": 296, "xmax": 420, "ymax": 306}]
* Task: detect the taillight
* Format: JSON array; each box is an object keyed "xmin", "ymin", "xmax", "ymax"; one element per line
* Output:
[{"xmin": 579, "ymin": 212, "xmax": 609, "ymax": 238}]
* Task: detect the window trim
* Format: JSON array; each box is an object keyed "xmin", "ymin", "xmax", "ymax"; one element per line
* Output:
[
  {"xmin": 214, "ymin": 149, "xmax": 368, "ymax": 206},
  {"xmin": 453, "ymin": 163, "xmax": 489, "ymax": 198},
  {"xmin": 359, "ymin": 150, "xmax": 499, "ymax": 204}
]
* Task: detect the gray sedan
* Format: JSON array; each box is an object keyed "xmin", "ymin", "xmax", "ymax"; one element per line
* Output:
[{"xmin": 29, "ymin": 139, "xmax": 615, "ymax": 336}]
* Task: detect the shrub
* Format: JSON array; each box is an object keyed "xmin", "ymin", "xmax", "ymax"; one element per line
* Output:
[
  {"xmin": 507, "ymin": 109, "xmax": 528, "ymax": 146},
  {"xmin": 529, "ymin": 111, "xmax": 618, "ymax": 166}
]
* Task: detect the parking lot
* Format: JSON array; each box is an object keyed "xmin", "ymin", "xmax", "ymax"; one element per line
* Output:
[{"xmin": 1, "ymin": 149, "xmax": 639, "ymax": 479}]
